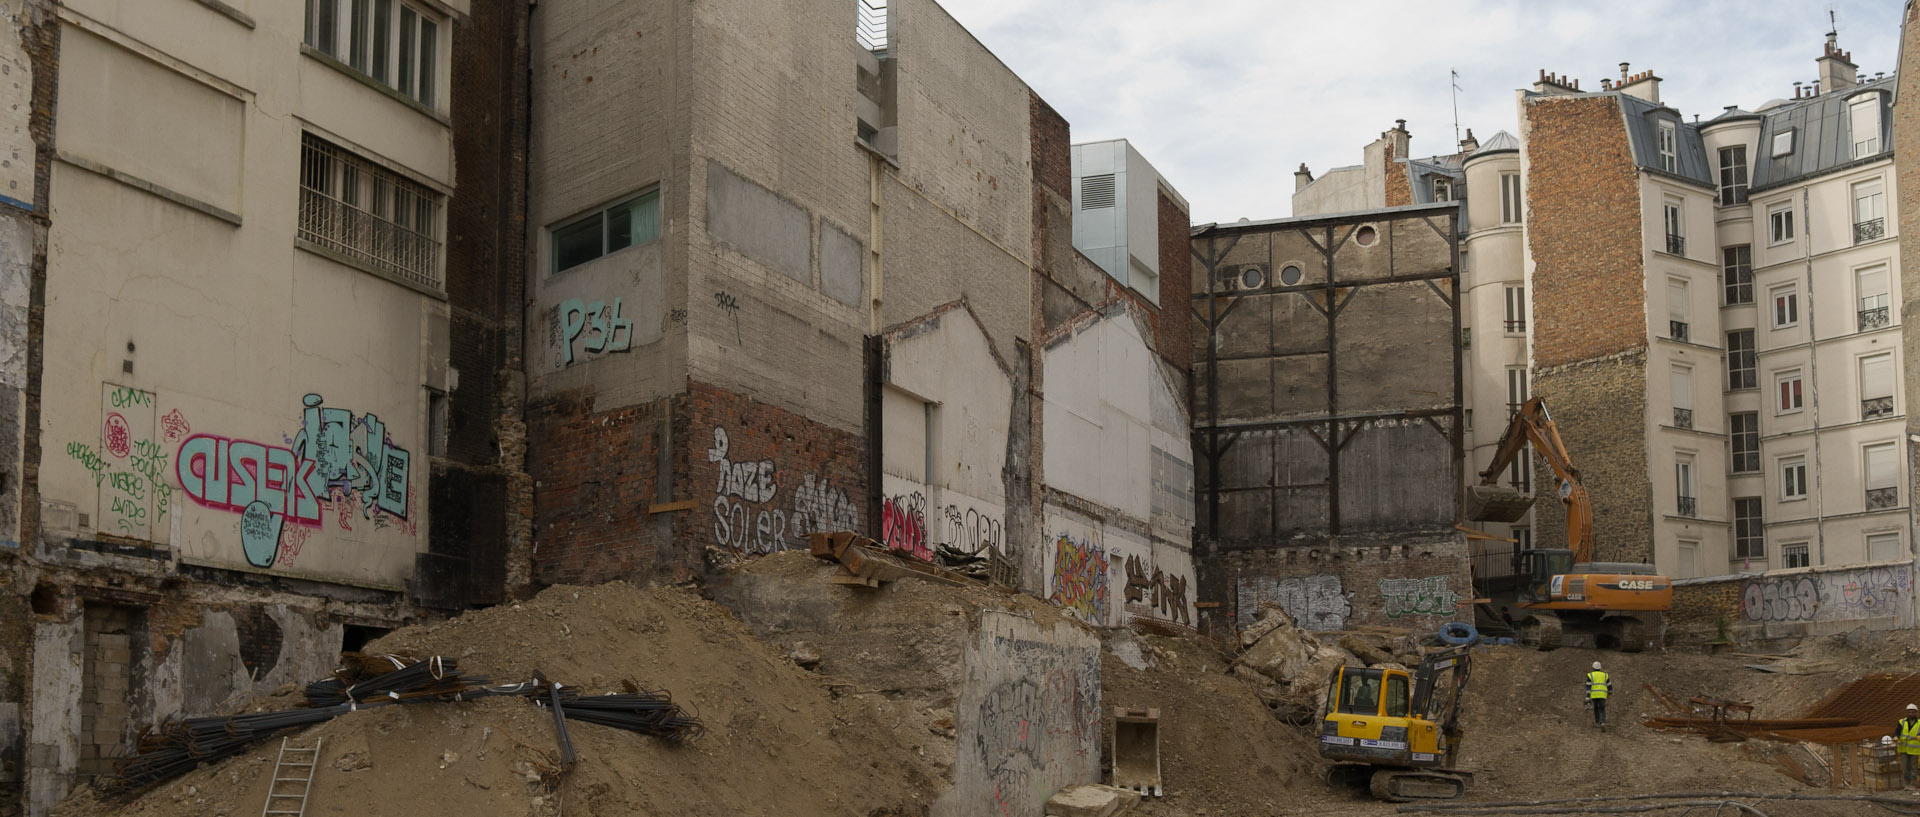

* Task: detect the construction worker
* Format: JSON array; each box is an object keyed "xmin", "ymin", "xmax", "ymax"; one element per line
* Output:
[
  {"xmin": 1585, "ymin": 661, "xmax": 1612, "ymax": 730},
  {"xmin": 1898, "ymin": 704, "xmax": 1920, "ymax": 785}
]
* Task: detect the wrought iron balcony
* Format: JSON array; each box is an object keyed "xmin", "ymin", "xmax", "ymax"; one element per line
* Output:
[
  {"xmin": 1867, "ymin": 487, "xmax": 1899, "ymax": 510},
  {"xmin": 1665, "ymin": 233, "xmax": 1686, "ymax": 255},
  {"xmin": 1677, "ymin": 496, "xmax": 1697, "ymax": 517},
  {"xmin": 1859, "ymin": 306, "xmax": 1890, "ymax": 331},
  {"xmin": 1672, "ymin": 407, "xmax": 1693, "ymax": 429},
  {"xmin": 1669, "ymin": 320, "xmax": 1689, "ymax": 343},
  {"xmin": 1863, "ymin": 396, "xmax": 1895, "ymax": 420},
  {"xmin": 1855, "ymin": 218, "xmax": 1886, "ymax": 244}
]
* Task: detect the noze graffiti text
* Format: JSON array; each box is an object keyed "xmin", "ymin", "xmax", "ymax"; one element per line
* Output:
[
  {"xmin": 706, "ymin": 427, "xmax": 859, "ymax": 554},
  {"xmin": 1048, "ymin": 532, "xmax": 1109, "ymax": 623}
]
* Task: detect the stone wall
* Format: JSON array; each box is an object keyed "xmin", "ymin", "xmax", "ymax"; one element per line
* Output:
[
  {"xmin": 1201, "ymin": 532, "xmax": 1471, "ymax": 634},
  {"xmin": 1671, "ymin": 562, "xmax": 1918, "ymax": 643},
  {"xmin": 1530, "ymin": 351, "xmax": 1654, "ymax": 565}
]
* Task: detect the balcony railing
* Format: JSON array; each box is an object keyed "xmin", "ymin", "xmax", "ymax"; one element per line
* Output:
[
  {"xmin": 1867, "ymin": 486, "xmax": 1899, "ymax": 510},
  {"xmin": 1860, "ymin": 305, "xmax": 1890, "ymax": 331},
  {"xmin": 1855, "ymin": 218, "xmax": 1886, "ymax": 244},
  {"xmin": 1864, "ymin": 396, "xmax": 1895, "ymax": 419},
  {"xmin": 1503, "ymin": 319, "xmax": 1526, "ymax": 333},
  {"xmin": 1669, "ymin": 320, "xmax": 1689, "ymax": 343},
  {"xmin": 1677, "ymin": 496, "xmax": 1697, "ymax": 517},
  {"xmin": 1672, "ymin": 407, "xmax": 1693, "ymax": 429},
  {"xmin": 1666, "ymin": 234, "xmax": 1686, "ymax": 255}
]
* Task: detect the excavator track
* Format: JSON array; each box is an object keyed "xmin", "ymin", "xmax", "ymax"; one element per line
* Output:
[
  {"xmin": 1368, "ymin": 768, "xmax": 1469, "ymax": 802},
  {"xmin": 1516, "ymin": 613, "xmax": 1563, "ymax": 650}
]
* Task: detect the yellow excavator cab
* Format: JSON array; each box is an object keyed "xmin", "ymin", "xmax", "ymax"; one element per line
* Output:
[{"xmin": 1320, "ymin": 647, "xmax": 1473, "ymax": 802}]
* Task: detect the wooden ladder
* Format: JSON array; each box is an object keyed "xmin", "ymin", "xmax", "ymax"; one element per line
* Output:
[{"xmin": 262, "ymin": 736, "xmax": 322, "ymax": 817}]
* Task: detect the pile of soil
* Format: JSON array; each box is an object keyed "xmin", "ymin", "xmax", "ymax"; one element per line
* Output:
[{"xmin": 58, "ymin": 582, "xmax": 944, "ymax": 817}]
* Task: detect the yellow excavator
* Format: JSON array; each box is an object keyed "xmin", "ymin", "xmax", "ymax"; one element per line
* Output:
[
  {"xmin": 1468, "ymin": 397, "xmax": 1672, "ymax": 651},
  {"xmin": 1320, "ymin": 644, "xmax": 1473, "ymax": 801}
]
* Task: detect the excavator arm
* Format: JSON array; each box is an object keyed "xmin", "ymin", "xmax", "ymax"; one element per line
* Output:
[{"xmin": 1469, "ymin": 397, "xmax": 1594, "ymax": 563}]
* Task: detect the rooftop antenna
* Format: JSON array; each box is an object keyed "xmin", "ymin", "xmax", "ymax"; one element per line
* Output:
[{"xmin": 1450, "ymin": 68, "xmax": 1462, "ymax": 149}]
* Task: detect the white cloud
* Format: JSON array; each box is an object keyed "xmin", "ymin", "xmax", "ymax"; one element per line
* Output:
[{"xmin": 938, "ymin": 0, "xmax": 1903, "ymax": 223}]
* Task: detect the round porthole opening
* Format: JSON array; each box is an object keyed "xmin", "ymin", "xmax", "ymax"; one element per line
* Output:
[
  {"xmin": 1240, "ymin": 266, "xmax": 1266, "ymax": 289},
  {"xmin": 1354, "ymin": 225, "xmax": 1378, "ymax": 247},
  {"xmin": 1279, "ymin": 265, "xmax": 1303, "ymax": 286}
]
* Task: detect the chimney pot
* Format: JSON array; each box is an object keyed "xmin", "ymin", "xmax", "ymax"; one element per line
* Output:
[{"xmin": 1619, "ymin": 62, "xmax": 1630, "ymax": 81}]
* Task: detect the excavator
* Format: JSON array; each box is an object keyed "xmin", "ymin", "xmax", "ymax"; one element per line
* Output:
[
  {"xmin": 1467, "ymin": 397, "xmax": 1672, "ymax": 651},
  {"xmin": 1319, "ymin": 644, "xmax": 1473, "ymax": 801}
]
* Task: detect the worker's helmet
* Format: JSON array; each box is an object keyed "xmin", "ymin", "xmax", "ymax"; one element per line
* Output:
[
  {"xmin": 1887, "ymin": 736, "xmax": 1899, "ymax": 746},
  {"xmin": 1592, "ymin": 661, "xmax": 1602, "ymax": 670},
  {"xmin": 1909, "ymin": 704, "xmax": 1918, "ymax": 712}
]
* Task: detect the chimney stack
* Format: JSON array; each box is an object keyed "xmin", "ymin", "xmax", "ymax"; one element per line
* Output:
[
  {"xmin": 1533, "ymin": 70, "xmax": 1580, "ymax": 95},
  {"xmin": 1618, "ymin": 66, "xmax": 1662, "ymax": 104},
  {"xmin": 1390, "ymin": 119, "xmax": 1410, "ymax": 160},
  {"xmin": 1459, "ymin": 128, "xmax": 1479, "ymax": 154},
  {"xmin": 1294, "ymin": 162, "xmax": 1314, "ymax": 193},
  {"xmin": 1817, "ymin": 31, "xmax": 1857, "ymax": 94}
]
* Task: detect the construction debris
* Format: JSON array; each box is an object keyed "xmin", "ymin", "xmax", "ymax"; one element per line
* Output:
[
  {"xmin": 1231, "ymin": 603, "xmax": 1362, "ymax": 699},
  {"xmin": 1045, "ymin": 783, "xmax": 1141, "ymax": 817}
]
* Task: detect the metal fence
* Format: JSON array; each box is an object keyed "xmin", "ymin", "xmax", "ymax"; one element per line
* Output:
[
  {"xmin": 298, "ymin": 135, "xmax": 442, "ymax": 292},
  {"xmin": 1855, "ymin": 218, "xmax": 1885, "ymax": 245},
  {"xmin": 1859, "ymin": 305, "xmax": 1890, "ymax": 331}
]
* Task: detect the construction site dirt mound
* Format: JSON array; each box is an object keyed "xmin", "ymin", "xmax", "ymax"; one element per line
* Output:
[{"xmin": 57, "ymin": 581, "xmax": 944, "ymax": 817}]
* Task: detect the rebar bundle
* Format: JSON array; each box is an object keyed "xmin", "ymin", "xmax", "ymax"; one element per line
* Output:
[{"xmin": 542, "ymin": 689, "xmax": 706, "ymax": 745}]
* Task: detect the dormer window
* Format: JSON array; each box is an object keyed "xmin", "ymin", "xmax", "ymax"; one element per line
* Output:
[
  {"xmin": 1656, "ymin": 120, "xmax": 1677, "ymax": 172},
  {"xmin": 1771, "ymin": 128, "xmax": 1795, "ymax": 158},
  {"xmin": 1432, "ymin": 177, "xmax": 1451, "ymax": 202},
  {"xmin": 1850, "ymin": 94, "xmax": 1883, "ymax": 157}
]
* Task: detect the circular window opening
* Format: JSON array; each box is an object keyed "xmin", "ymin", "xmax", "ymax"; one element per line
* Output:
[
  {"xmin": 1354, "ymin": 225, "xmax": 1378, "ymax": 247},
  {"xmin": 1240, "ymin": 266, "xmax": 1266, "ymax": 289},
  {"xmin": 1279, "ymin": 264, "xmax": 1304, "ymax": 286}
]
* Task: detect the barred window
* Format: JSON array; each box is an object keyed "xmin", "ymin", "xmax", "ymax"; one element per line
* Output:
[{"xmin": 298, "ymin": 133, "xmax": 442, "ymax": 291}]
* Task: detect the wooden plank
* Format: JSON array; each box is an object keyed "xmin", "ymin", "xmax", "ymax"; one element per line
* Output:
[{"xmin": 647, "ymin": 499, "xmax": 698, "ymax": 514}]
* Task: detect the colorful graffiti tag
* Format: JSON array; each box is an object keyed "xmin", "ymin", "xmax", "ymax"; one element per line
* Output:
[
  {"xmin": 1048, "ymin": 532, "xmax": 1109, "ymax": 623},
  {"xmin": 553, "ymin": 297, "xmax": 634, "ymax": 366},
  {"xmin": 707, "ymin": 426, "xmax": 859, "ymax": 554},
  {"xmin": 179, "ymin": 394, "xmax": 411, "ymax": 568},
  {"xmin": 880, "ymin": 492, "xmax": 931, "ymax": 561}
]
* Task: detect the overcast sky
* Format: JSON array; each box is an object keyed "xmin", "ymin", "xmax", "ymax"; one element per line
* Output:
[{"xmin": 940, "ymin": 0, "xmax": 1905, "ymax": 224}]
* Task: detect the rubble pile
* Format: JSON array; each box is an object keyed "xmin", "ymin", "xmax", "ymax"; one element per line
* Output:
[{"xmin": 1227, "ymin": 602, "xmax": 1422, "ymax": 719}]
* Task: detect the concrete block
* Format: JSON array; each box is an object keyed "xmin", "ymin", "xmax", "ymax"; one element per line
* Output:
[
  {"xmin": 1045, "ymin": 784, "xmax": 1140, "ymax": 817},
  {"xmin": 819, "ymin": 220, "xmax": 864, "ymax": 306}
]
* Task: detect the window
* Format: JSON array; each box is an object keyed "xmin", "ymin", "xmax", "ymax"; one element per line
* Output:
[
  {"xmin": 1670, "ymin": 366, "xmax": 1693, "ymax": 429},
  {"xmin": 1769, "ymin": 202, "xmax": 1795, "ymax": 244},
  {"xmin": 1507, "ymin": 367, "xmax": 1529, "ymax": 416},
  {"xmin": 1513, "ymin": 526, "xmax": 1531, "ymax": 551},
  {"xmin": 1504, "ymin": 286, "xmax": 1526, "ymax": 333},
  {"xmin": 1861, "ymin": 353, "xmax": 1894, "ymax": 419},
  {"xmin": 1771, "ymin": 284, "xmax": 1798, "ymax": 328},
  {"xmin": 1726, "ymin": 330, "xmax": 1756, "ymax": 390},
  {"xmin": 1781, "ymin": 455, "xmax": 1807, "ymax": 500},
  {"xmin": 855, "ymin": 0, "xmax": 889, "ymax": 52},
  {"xmin": 1865, "ymin": 442, "xmax": 1898, "ymax": 510},
  {"xmin": 1508, "ymin": 445, "xmax": 1532, "ymax": 494},
  {"xmin": 1663, "ymin": 198, "xmax": 1684, "ymax": 255},
  {"xmin": 1783, "ymin": 543, "xmax": 1809, "ymax": 568},
  {"xmin": 550, "ymin": 190, "xmax": 662, "ymax": 274},
  {"xmin": 1851, "ymin": 95, "xmax": 1882, "ymax": 157},
  {"xmin": 1461, "ymin": 327, "xmax": 1472, "ymax": 349},
  {"xmin": 1657, "ymin": 120, "xmax": 1677, "ymax": 173},
  {"xmin": 1722, "ymin": 245, "xmax": 1752, "ymax": 305},
  {"xmin": 297, "ymin": 133, "xmax": 443, "ymax": 290},
  {"xmin": 1776, "ymin": 370, "xmax": 1803, "ymax": 414},
  {"xmin": 1858, "ymin": 266, "xmax": 1891, "ymax": 330},
  {"xmin": 1868, "ymin": 532, "xmax": 1904, "ymax": 562},
  {"xmin": 1677, "ymin": 540, "xmax": 1699, "ymax": 578},
  {"xmin": 1383, "ymin": 674, "xmax": 1410, "ymax": 717},
  {"xmin": 1853, "ymin": 180, "xmax": 1886, "ymax": 244},
  {"xmin": 1718, "ymin": 146, "xmax": 1748, "ymax": 205},
  {"xmin": 1432, "ymin": 177, "xmax": 1451, "ymax": 202},
  {"xmin": 1675, "ymin": 454, "xmax": 1697, "ymax": 517},
  {"xmin": 305, "ymin": 0, "xmax": 440, "ymax": 107},
  {"xmin": 1733, "ymin": 498, "xmax": 1763, "ymax": 559},
  {"xmin": 1464, "ymin": 409, "xmax": 1473, "ymax": 431},
  {"xmin": 1667, "ymin": 278, "xmax": 1689, "ymax": 342},
  {"xmin": 1771, "ymin": 128, "xmax": 1795, "ymax": 159},
  {"xmin": 1730, "ymin": 412, "xmax": 1759, "ymax": 473},
  {"xmin": 1500, "ymin": 173, "xmax": 1522, "ymax": 223}
]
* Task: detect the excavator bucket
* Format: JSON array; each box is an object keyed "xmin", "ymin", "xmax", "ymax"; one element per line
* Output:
[
  {"xmin": 1111, "ymin": 707, "xmax": 1163, "ymax": 797},
  {"xmin": 1466, "ymin": 485, "xmax": 1536, "ymax": 523}
]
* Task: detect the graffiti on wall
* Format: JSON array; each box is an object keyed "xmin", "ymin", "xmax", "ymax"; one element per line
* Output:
[
  {"xmin": 966, "ymin": 628, "xmax": 1101, "ymax": 817},
  {"xmin": 706, "ymin": 426, "xmax": 858, "ymax": 554},
  {"xmin": 179, "ymin": 393, "xmax": 413, "ymax": 569},
  {"xmin": 1236, "ymin": 574, "xmax": 1353, "ymax": 630},
  {"xmin": 1379, "ymin": 576, "xmax": 1461, "ymax": 619},
  {"xmin": 74, "ymin": 386, "xmax": 177, "ymax": 540},
  {"xmin": 942, "ymin": 503, "xmax": 1004, "ymax": 555},
  {"xmin": 1047, "ymin": 532, "xmax": 1109, "ymax": 623},
  {"xmin": 880, "ymin": 492, "xmax": 931, "ymax": 561},
  {"xmin": 1741, "ymin": 567, "xmax": 1914, "ymax": 624},
  {"xmin": 551, "ymin": 297, "xmax": 633, "ymax": 366},
  {"xmin": 1123, "ymin": 555, "xmax": 1191, "ymax": 626}
]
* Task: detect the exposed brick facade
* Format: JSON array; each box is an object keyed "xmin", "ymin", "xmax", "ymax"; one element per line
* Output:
[
  {"xmin": 528, "ymin": 388, "xmax": 686, "ymax": 586},
  {"xmin": 1383, "ymin": 138, "xmax": 1411, "ymax": 208},
  {"xmin": 1668, "ymin": 580, "xmax": 1743, "ymax": 642},
  {"xmin": 1156, "ymin": 191, "xmax": 1193, "ymax": 372},
  {"xmin": 1523, "ymin": 94, "xmax": 1646, "ymax": 368},
  {"xmin": 1530, "ymin": 352, "xmax": 1654, "ymax": 565}
]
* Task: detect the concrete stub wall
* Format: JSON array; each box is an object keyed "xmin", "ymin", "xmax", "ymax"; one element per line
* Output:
[
  {"xmin": 1671, "ymin": 562, "xmax": 1918, "ymax": 643},
  {"xmin": 940, "ymin": 610, "xmax": 1101, "ymax": 817}
]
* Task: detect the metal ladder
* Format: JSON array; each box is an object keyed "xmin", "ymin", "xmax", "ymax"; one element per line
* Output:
[{"xmin": 262, "ymin": 736, "xmax": 322, "ymax": 817}]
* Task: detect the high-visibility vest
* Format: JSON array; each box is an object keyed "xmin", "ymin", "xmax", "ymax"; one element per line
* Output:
[
  {"xmin": 1899, "ymin": 718, "xmax": 1920, "ymax": 755},
  {"xmin": 1585, "ymin": 670, "xmax": 1611, "ymax": 700}
]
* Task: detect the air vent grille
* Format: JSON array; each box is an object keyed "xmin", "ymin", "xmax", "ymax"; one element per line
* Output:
[{"xmin": 1080, "ymin": 173, "xmax": 1116, "ymax": 209}]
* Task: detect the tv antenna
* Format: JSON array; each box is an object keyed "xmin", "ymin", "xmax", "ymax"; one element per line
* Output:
[{"xmin": 1451, "ymin": 69, "xmax": 1462, "ymax": 148}]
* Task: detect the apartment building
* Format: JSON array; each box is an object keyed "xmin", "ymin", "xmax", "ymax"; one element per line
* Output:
[{"xmin": 0, "ymin": 2, "xmax": 531, "ymax": 814}]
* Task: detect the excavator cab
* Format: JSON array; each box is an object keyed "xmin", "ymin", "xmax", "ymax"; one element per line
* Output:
[
  {"xmin": 1320, "ymin": 648, "xmax": 1472, "ymax": 801},
  {"xmin": 1515, "ymin": 548, "xmax": 1576, "ymax": 603}
]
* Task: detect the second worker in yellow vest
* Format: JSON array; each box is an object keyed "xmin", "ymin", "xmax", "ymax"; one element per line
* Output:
[{"xmin": 1585, "ymin": 662, "xmax": 1613, "ymax": 731}]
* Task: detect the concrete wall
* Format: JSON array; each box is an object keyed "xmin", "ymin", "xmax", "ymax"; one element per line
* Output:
[
  {"xmin": 1208, "ymin": 532, "xmax": 1472, "ymax": 632},
  {"xmin": 881, "ymin": 303, "xmax": 1013, "ymax": 560},
  {"xmin": 1671, "ymin": 561, "xmax": 1917, "ymax": 642},
  {"xmin": 1292, "ymin": 165, "xmax": 1373, "ymax": 218},
  {"xmin": 940, "ymin": 610, "xmax": 1100, "ymax": 817}
]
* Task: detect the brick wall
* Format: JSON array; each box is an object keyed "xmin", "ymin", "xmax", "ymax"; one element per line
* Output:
[
  {"xmin": 527, "ymin": 388, "xmax": 685, "ymax": 586},
  {"xmin": 1531, "ymin": 351, "xmax": 1654, "ymax": 565},
  {"xmin": 1524, "ymin": 94, "xmax": 1646, "ymax": 368},
  {"xmin": 1156, "ymin": 191, "xmax": 1193, "ymax": 372},
  {"xmin": 1383, "ymin": 140, "xmax": 1411, "ymax": 208},
  {"xmin": 1668, "ymin": 580, "xmax": 1743, "ymax": 642},
  {"xmin": 684, "ymin": 380, "xmax": 866, "ymax": 557},
  {"xmin": 1203, "ymin": 533, "xmax": 1471, "ymax": 633}
]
